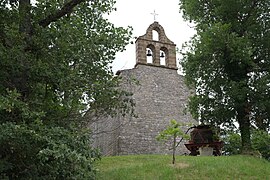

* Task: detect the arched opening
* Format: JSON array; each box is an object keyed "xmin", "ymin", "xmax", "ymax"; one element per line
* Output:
[
  {"xmin": 146, "ymin": 44, "xmax": 155, "ymax": 64},
  {"xmin": 160, "ymin": 47, "xmax": 168, "ymax": 66},
  {"xmin": 152, "ymin": 30, "xmax": 159, "ymax": 41},
  {"xmin": 160, "ymin": 50, "xmax": 166, "ymax": 66},
  {"xmin": 146, "ymin": 48, "xmax": 153, "ymax": 63}
]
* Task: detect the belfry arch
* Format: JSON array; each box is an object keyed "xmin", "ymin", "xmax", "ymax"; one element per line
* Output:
[
  {"xmin": 152, "ymin": 30, "xmax": 159, "ymax": 41},
  {"xmin": 160, "ymin": 47, "xmax": 168, "ymax": 66},
  {"xmin": 146, "ymin": 44, "xmax": 155, "ymax": 63},
  {"xmin": 135, "ymin": 22, "xmax": 177, "ymax": 69}
]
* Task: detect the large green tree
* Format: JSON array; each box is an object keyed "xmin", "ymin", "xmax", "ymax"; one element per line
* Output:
[
  {"xmin": 179, "ymin": 0, "xmax": 270, "ymax": 153},
  {"xmin": 0, "ymin": 0, "xmax": 132, "ymax": 179}
]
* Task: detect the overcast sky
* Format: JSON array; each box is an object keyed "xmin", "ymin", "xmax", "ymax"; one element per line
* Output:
[{"xmin": 107, "ymin": 0, "xmax": 196, "ymax": 73}]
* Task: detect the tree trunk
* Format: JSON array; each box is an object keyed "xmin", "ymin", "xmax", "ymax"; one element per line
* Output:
[
  {"xmin": 172, "ymin": 134, "xmax": 176, "ymax": 164},
  {"xmin": 19, "ymin": 0, "xmax": 32, "ymax": 37},
  {"xmin": 237, "ymin": 104, "xmax": 252, "ymax": 153},
  {"xmin": 17, "ymin": 0, "xmax": 32, "ymax": 99}
]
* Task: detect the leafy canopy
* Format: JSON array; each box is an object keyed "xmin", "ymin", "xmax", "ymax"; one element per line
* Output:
[
  {"xmin": 179, "ymin": 0, "xmax": 270, "ymax": 151},
  {"xmin": 0, "ymin": 0, "xmax": 133, "ymax": 179}
]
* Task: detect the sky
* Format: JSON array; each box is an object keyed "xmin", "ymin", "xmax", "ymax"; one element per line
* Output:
[{"xmin": 107, "ymin": 0, "xmax": 196, "ymax": 73}]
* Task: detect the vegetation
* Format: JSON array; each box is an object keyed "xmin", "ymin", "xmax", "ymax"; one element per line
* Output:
[
  {"xmin": 97, "ymin": 155, "xmax": 270, "ymax": 180},
  {"xmin": 0, "ymin": 0, "xmax": 132, "ymax": 179},
  {"xmin": 156, "ymin": 120, "xmax": 190, "ymax": 164},
  {"xmin": 179, "ymin": 0, "xmax": 270, "ymax": 152},
  {"xmin": 223, "ymin": 129, "xmax": 270, "ymax": 160}
]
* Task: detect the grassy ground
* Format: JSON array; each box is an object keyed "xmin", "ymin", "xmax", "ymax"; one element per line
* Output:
[{"xmin": 96, "ymin": 155, "xmax": 270, "ymax": 180}]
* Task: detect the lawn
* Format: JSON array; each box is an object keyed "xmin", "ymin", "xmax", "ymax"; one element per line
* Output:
[{"xmin": 96, "ymin": 155, "xmax": 270, "ymax": 180}]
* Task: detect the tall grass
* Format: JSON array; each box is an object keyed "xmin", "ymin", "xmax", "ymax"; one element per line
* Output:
[{"xmin": 96, "ymin": 155, "xmax": 270, "ymax": 180}]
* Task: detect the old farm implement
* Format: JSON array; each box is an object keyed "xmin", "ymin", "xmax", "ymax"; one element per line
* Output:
[{"xmin": 184, "ymin": 125, "xmax": 224, "ymax": 156}]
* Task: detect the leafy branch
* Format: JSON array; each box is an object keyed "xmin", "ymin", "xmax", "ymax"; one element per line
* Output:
[
  {"xmin": 157, "ymin": 120, "xmax": 191, "ymax": 164},
  {"xmin": 39, "ymin": 0, "xmax": 87, "ymax": 27}
]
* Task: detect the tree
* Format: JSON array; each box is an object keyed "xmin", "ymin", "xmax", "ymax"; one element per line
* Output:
[
  {"xmin": 157, "ymin": 120, "xmax": 190, "ymax": 164},
  {"xmin": 179, "ymin": 0, "xmax": 270, "ymax": 153},
  {"xmin": 0, "ymin": 0, "xmax": 133, "ymax": 178}
]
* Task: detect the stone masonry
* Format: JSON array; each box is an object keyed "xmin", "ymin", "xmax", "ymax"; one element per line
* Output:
[{"xmin": 90, "ymin": 22, "xmax": 196, "ymax": 155}]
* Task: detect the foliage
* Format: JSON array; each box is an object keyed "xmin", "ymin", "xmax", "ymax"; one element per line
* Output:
[
  {"xmin": 156, "ymin": 120, "xmax": 190, "ymax": 141},
  {"xmin": 0, "ymin": 0, "xmax": 133, "ymax": 179},
  {"xmin": 97, "ymin": 155, "xmax": 270, "ymax": 179},
  {"xmin": 252, "ymin": 130, "xmax": 270, "ymax": 160},
  {"xmin": 222, "ymin": 130, "xmax": 270, "ymax": 160},
  {"xmin": 222, "ymin": 131, "xmax": 242, "ymax": 155},
  {"xmin": 0, "ymin": 121, "xmax": 100, "ymax": 179},
  {"xmin": 179, "ymin": 0, "xmax": 270, "ymax": 151},
  {"xmin": 156, "ymin": 120, "xmax": 190, "ymax": 164}
]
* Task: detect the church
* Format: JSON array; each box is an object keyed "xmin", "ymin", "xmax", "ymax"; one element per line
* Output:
[{"xmin": 90, "ymin": 21, "xmax": 196, "ymax": 156}]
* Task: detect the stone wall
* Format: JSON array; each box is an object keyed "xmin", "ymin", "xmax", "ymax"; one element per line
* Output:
[
  {"xmin": 90, "ymin": 115, "xmax": 121, "ymax": 156},
  {"xmin": 118, "ymin": 64, "xmax": 195, "ymax": 155},
  {"xmin": 91, "ymin": 64, "xmax": 196, "ymax": 155}
]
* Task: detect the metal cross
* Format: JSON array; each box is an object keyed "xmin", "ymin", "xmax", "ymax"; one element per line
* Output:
[{"xmin": 151, "ymin": 10, "xmax": 158, "ymax": 21}]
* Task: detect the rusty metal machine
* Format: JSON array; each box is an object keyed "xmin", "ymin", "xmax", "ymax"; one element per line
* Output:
[{"xmin": 185, "ymin": 125, "xmax": 223, "ymax": 156}]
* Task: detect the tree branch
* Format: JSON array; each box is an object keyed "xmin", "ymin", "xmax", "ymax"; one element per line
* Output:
[{"xmin": 38, "ymin": 0, "xmax": 86, "ymax": 28}]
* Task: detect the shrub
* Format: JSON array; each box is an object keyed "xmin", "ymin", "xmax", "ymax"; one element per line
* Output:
[
  {"xmin": 222, "ymin": 132, "xmax": 242, "ymax": 155},
  {"xmin": 0, "ymin": 121, "xmax": 100, "ymax": 179},
  {"xmin": 222, "ymin": 130, "xmax": 270, "ymax": 160},
  {"xmin": 252, "ymin": 130, "xmax": 270, "ymax": 160}
]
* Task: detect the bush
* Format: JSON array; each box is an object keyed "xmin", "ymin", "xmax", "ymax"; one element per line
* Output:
[
  {"xmin": 222, "ymin": 130, "xmax": 270, "ymax": 160},
  {"xmin": 222, "ymin": 132, "xmax": 242, "ymax": 155},
  {"xmin": 0, "ymin": 121, "xmax": 100, "ymax": 179},
  {"xmin": 252, "ymin": 130, "xmax": 270, "ymax": 160}
]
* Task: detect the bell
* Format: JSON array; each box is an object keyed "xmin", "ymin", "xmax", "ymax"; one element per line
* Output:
[
  {"xmin": 146, "ymin": 49, "xmax": 152, "ymax": 56},
  {"xmin": 160, "ymin": 52, "xmax": 165, "ymax": 58}
]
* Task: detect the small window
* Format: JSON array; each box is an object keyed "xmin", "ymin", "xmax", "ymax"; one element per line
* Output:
[{"xmin": 152, "ymin": 30, "xmax": 159, "ymax": 41}]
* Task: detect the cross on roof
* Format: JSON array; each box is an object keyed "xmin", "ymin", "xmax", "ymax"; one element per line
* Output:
[{"xmin": 151, "ymin": 10, "xmax": 158, "ymax": 21}]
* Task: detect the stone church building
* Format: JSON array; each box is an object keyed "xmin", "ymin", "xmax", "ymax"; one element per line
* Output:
[{"xmin": 90, "ymin": 21, "xmax": 196, "ymax": 156}]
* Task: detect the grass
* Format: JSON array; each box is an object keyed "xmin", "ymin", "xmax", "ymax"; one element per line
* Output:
[{"xmin": 96, "ymin": 155, "xmax": 270, "ymax": 180}]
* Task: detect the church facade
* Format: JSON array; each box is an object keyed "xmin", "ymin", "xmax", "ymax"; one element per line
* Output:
[{"xmin": 90, "ymin": 22, "xmax": 196, "ymax": 156}]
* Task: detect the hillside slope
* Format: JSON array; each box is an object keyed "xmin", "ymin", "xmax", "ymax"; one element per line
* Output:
[{"xmin": 96, "ymin": 155, "xmax": 270, "ymax": 180}]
